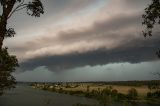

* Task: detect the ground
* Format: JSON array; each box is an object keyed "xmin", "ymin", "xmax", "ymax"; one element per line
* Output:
[{"xmin": 59, "ymin": 83, "xmax": 149, "ymax": 97}]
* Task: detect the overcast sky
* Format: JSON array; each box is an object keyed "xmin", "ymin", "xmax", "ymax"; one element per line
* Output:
[{"xmin": 3, "ymin": 0, "xmax": 160, "ymax": 82}]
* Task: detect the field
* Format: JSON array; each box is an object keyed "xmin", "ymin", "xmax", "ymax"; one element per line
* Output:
[
  {"xmin": 58, "ymin": 83, "xmax": 149, "ymax": 97},
  {"xmin": 31, "ymin": 80, "xmax": 160, "ymax": 104}
]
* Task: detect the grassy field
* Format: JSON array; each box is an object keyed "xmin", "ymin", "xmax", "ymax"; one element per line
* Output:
[
  {"xmin": 59, "ymin": 83, "xmax": 149, "ymax": 97},
  {"xmin": 32, "ymin": 81, "xmax": 160, "ymax": 104}
]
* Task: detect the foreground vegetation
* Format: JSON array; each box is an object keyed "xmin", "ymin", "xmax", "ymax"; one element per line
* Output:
[{"xmin": 31, "ymin": 81, "xmax": 160, "ymax": 105}]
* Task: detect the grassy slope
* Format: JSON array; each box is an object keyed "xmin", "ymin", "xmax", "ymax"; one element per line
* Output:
[{"xmin": 60, "ymin": 83, "xmax": 149, "ymax": 97}]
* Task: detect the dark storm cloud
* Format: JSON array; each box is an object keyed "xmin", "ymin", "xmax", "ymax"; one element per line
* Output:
[
  {"xmin": 10, "ymin": 12, "xmax": 142, "ymax": 57},
  {"xmin": 56, "ymin": 13, "xmax": 141, "ymax": 42},
  {"xmin": 5, "ymin": 0, "xmax": 157, "ymax": 73},
  {"xmin": 19, "ymin": 33, "xmax": 160, "ymax": 72}
]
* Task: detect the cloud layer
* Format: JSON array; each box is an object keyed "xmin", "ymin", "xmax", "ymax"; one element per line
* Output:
[{"xmin": 4, "ymin": 0, "xmax": 159, "ymax": 73}]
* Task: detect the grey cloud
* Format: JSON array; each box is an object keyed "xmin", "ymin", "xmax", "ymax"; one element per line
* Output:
[
  {"xmin": 10, "ymin": 9, "xmax": 160, "ymax": 72},
  {"xmin": 124, "ymin": 0, "xmax": 149, "ymax": 3},
  {"xmin": 56, "ymin": 13, "xmax": 141, "ymax": 43},
  {"xmin": 8, "ymin": 0, "xmax": 98, "ymax": 31},
  {"xmin": 123, "ymin": 0, "xmax": 151, "ymax": 7},
  {"xmin": 15, "ymin": 61, "xmax": 160, "ymax": 82},
  {"xmin": 19, "ymin": 33, "xmax": 160, "ymax": 72},
  {"xmin": 5, "ymin": 0, "xmax": 159, "ymax": 73},
  {"xmin": 9, "ymin": 12, "xmax": 142, "ymax": 55}
]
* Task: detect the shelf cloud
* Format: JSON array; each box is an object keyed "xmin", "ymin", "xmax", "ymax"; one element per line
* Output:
[{"xmin": 4, "ymin": 0, "xmax": 160, "ymax": 81}]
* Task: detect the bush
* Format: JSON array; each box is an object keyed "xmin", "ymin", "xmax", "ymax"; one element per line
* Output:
[
  {"xmin": 65, "ymin": 84, "xmax": 71, "ymax": 88},
  {"xmin": 0, "ymin": 91, "xmax": 3, "ymax": 96},
  {"xmin": 0, "ymin": 48, "xmax": 18, "ymax": 95},
  {"xmin": 117, "ymin": 93, "xmax": 127, "ymax": 100},
  {"xmin": 58, "ymin": 88, "xmax": 63, "ymax": 93},
  {"xmin": 147, "ymin": 91, "xmax": 160, "ymax": 98},
  {"xmin": 51, "ymin": 87, "xmax": 56, "ymax": 91},
  {"xmin": 74, "ymin": 103, "xmax": 97, "ymax": 106},
  {"xmin": 68, "ymin": 90, "xmax": 84, "ymax": 95},
  {"xmin": 85, "ymin": 92, "xmax": 92, "ymax": 97},
  {"xmin": 87, "ymin": 85, "xmax": 90, "ymax": 92},
  {"xmin": 101, "ymin": 87, "xmax": 112, "ymax": 95},
  {"xmin": 42, "ymin": 87, "xmax": 48, "ymax": 90},
  {"xmin": 111, "ymin": 89, "xmax": 118, "ymax": 96},
  {"xmin": 153, "ymin": 91, "xmax": 160, "ymax": 97},
  {"xmin": 127, "ymin": 88, "xmax": 138, "ymax": 99},
  {"xmin": 147, "ymin": 92, "xmax": 152, "ymax": 98}
]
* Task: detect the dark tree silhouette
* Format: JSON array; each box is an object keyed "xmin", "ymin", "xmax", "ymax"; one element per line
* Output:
[
  {"xmin": 0, "ymin": 0, "xmax": 44, "ymax": 95},
  {"xmin": 142, "ymin": 0, "xmax": 160, "ymax": 57},
  {"xmin": 142, "ymin": 0, "xmax": 160, "ymax": 78},
  {"xmin": 0, "ymin": 48, "xmax": 18, "ymax": 95}
]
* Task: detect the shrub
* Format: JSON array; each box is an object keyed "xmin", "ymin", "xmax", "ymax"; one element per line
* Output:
[
  {"xmin": 102, "ymin": 87, "xmax": 112, "ymax": 96},
  {"xmin": 42, "ymin": 87, "xmax": 48, "ymax": 90},
  {"xmin": 111, "ymin": 89, "xmax": 118, "ymax": 96},
  {"xmin": 58, "ymin": 88, "xmax": 63, "ymax": 93},
  {"xmin": 65, "ymin": 84, "xmax": 71, "ymax": 88},
  {"xmin": 127, "ymin": 88, "xmax": 138, "ymax": 99},
  {"xmin": 153, "ymin": 91, "xmax": 160, "ymax": 97},
  {"xmin": 147, "ymin": 91, "xmax": 160, "ymax": 98},
  {"xmin": 109, "ymin": 86, "xmax": 113, "ymax": 90},
  {"xmin": 85, "ymin": 92, "xmax": 92, "ymax": 97},
  {"xmin": 87, "ymin": 85, "xmax": 90, "ymax": 92},
  {"xmin": 117, "ymin": 93, "xmax": 127, "ymax": 100},
  {"xmin": 147, "ymin": 92, "xmax": 152, "ymax": 98},
  {"xmin": 51, "ymin": 87, "xmax": 56, "ymax": 91},
  {"xmin": 68, "ymin": 90, "xmax": 84, "ymax": 95}
]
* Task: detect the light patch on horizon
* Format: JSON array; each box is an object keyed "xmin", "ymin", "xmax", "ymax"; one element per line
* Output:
[
  {"xmin": 14, "ymin": 66, "xmax": 55, "ymax": 82},
  {"xmin": 14, "ymin": 61, "xmax": 160, "ymax": 82}
]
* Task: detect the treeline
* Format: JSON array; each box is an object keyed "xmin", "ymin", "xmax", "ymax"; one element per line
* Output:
[
  {"xmin": 20, "ymin": 80, "xmax": 160, "ymax": 87},
  {"xmin": 90, "ymin": 80, "xmax": 160, "ymax": 86},
  {"xmin": 40, "ymin": 85, "xmax": 139, "ymax": 105}
]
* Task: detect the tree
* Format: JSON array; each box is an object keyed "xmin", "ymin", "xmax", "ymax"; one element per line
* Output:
[
  {"xmin": 142, "ymin": 0, "xmax": 160, "ymax": 57},
  {"xmin": 0, "ymin": 47, "xmax": 18, "ymax": 95},
  {"xmin": 127, "ymin": 88, "xmax": 138, "ymax": 100},
  {"xmin": 0, "ymin": 0, "xmax": 44, "ymax": 48},
  {"xmin": 142, "ymin": 0, "xmax": 160, "ymax": 78},
  {"xmin": 0, "ymin": 0, "xmax": 44, "ymax": 95},
  {"xmin": 142, "ymin": 0, "xmax": 160, "ymax": 37}
]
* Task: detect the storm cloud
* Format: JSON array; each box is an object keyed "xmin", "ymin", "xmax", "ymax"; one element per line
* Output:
[
  {"xmin": 19, "ymin": 34, "xmax": 160, "ymax": 72},
  {"xmin": 3, "ymin": 0, "xmax": 160, "ymax": 81}
]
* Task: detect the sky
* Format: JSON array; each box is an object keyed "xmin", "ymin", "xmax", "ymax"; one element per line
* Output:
[{"xmin": 2, "ymin": 0, "xmax": 160, "ymax": 82}]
